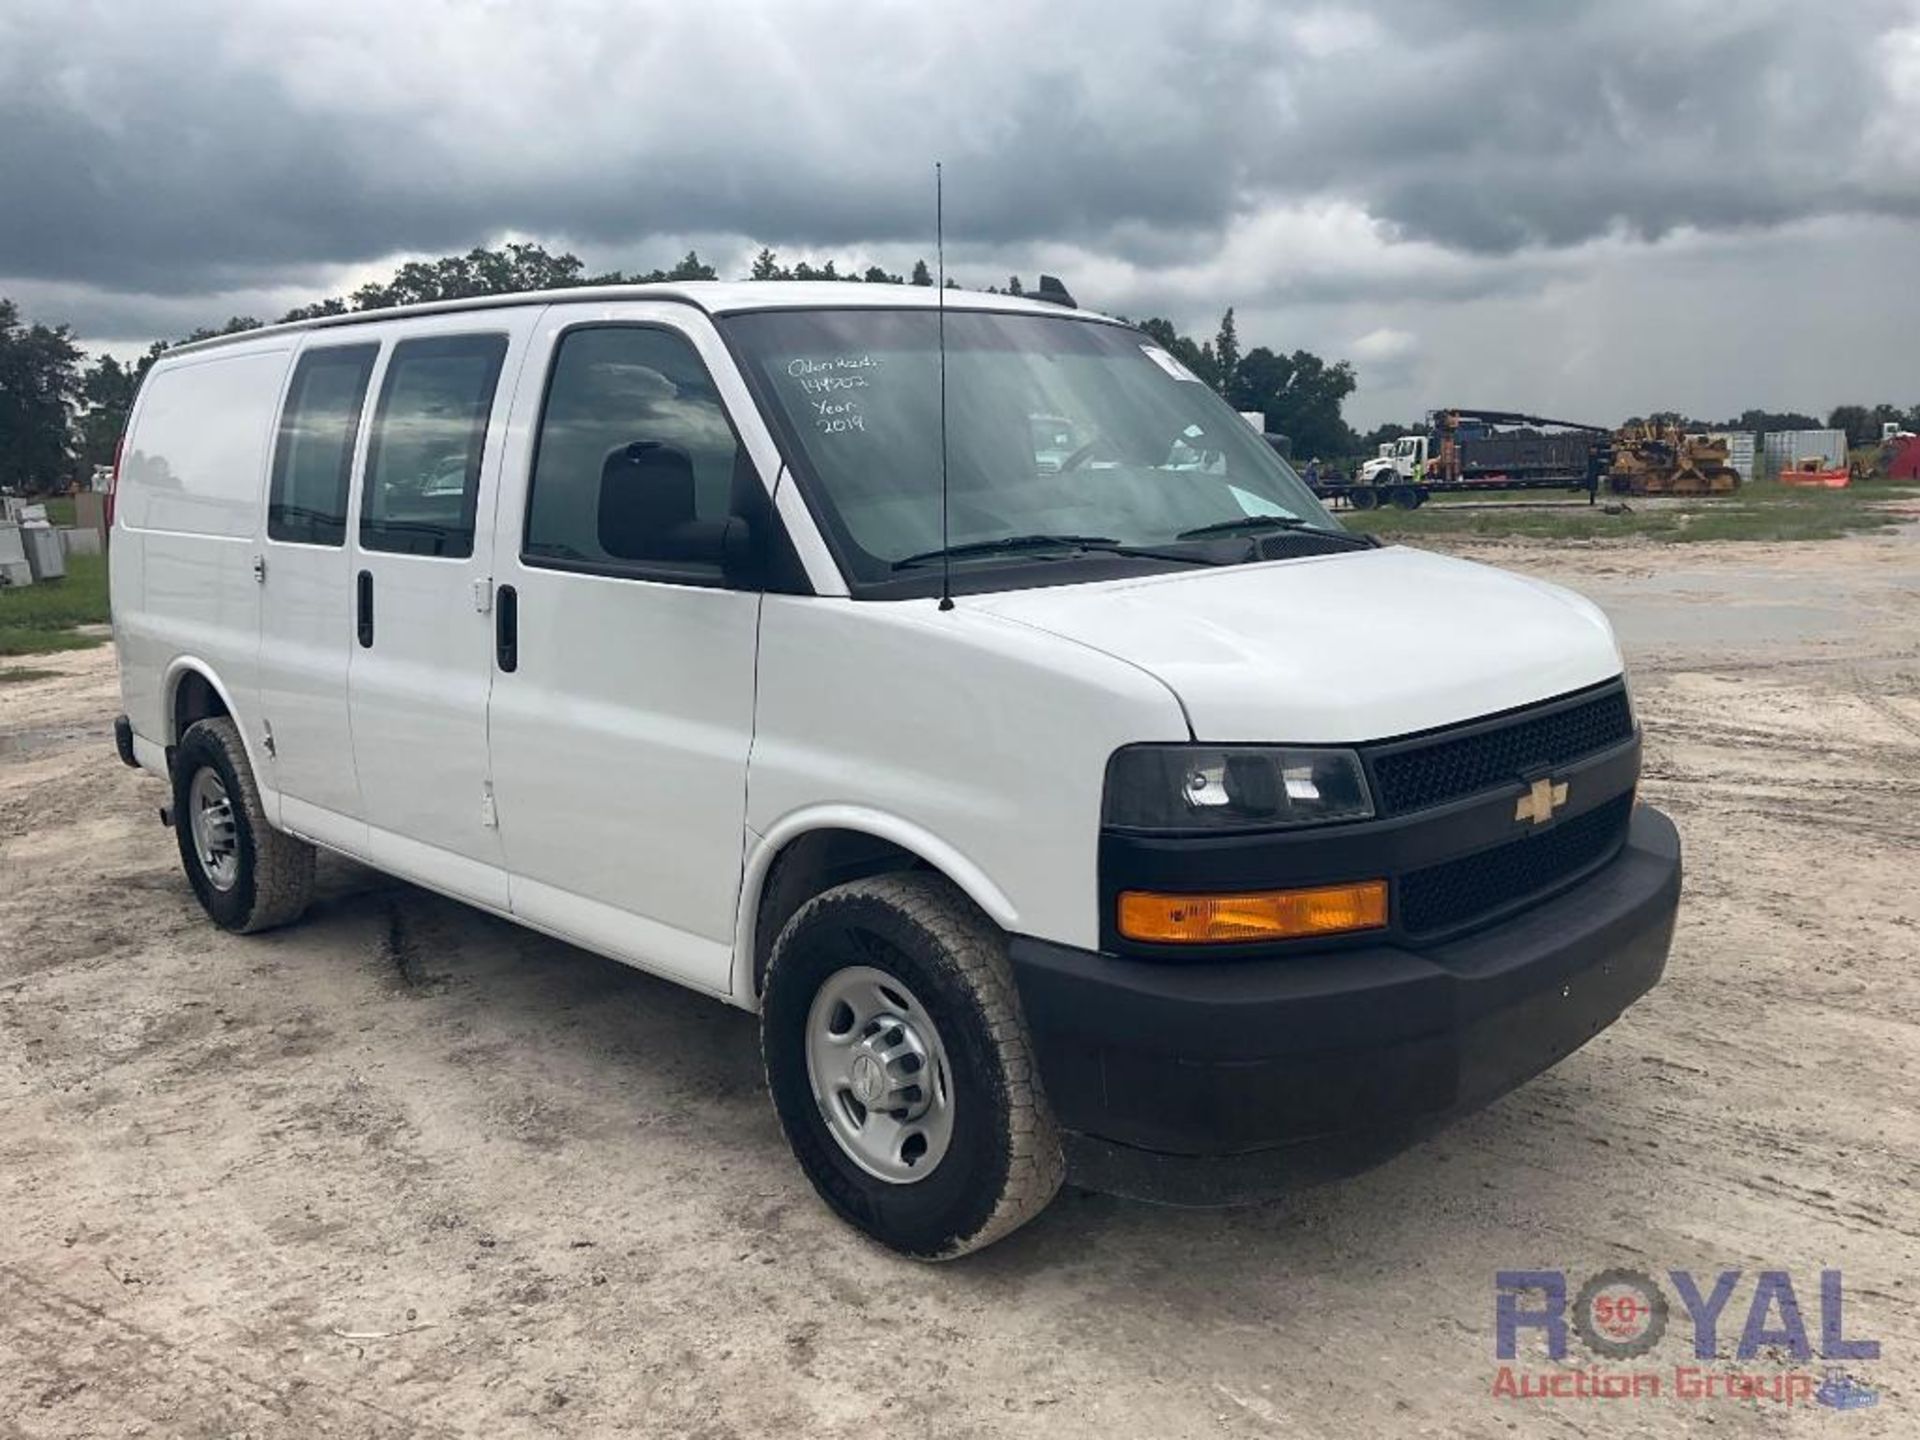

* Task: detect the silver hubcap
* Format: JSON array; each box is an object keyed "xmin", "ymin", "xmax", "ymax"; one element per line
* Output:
[
  {"xmin": 804, "ymin": 965, "xmax": 955, "ymax": 1184},
  {"xmin": 188, "ymin": 767, "xmax": 239, "ymax": 891}
]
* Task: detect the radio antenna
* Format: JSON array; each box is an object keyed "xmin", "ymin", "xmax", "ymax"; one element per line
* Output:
[{"xmin": 935, "ymin": 161, "xmax": 954, "ymax": 612}]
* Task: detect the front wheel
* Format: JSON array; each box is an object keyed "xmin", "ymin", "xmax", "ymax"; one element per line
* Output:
[
  {"xmin": 172, "ymin": 717, "xmax": 315, "ymax": 933},
  {"xmin": 760, "ymin": 873, "xmax": 1064, "ymax": 1258}
]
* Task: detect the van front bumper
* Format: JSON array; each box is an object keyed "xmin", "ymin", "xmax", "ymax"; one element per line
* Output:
[{"xmin": 1007, "ymin": 804, "xmax": 1680, "ymax": 1205}]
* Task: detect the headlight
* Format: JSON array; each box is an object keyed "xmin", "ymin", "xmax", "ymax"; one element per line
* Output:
[{"xmin": 1103, "ymin": 745, "xmax": 1374, "ymax": 832}]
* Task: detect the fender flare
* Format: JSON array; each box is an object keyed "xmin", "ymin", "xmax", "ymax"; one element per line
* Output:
[
  {"xmin": 730, "ymin": 805, "xmax": 1020, "ymax": 1007},
  {"xmin": 160, "ymin": 657, "xmax": 268, "ymax": 771},
  {"xmin": 161, "ymin": 656, "xmax": 245, "ymax": 741}
]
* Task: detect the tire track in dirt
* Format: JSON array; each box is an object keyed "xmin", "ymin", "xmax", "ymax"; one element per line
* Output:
[{"xmin": 0, "ymin": 1264, "xmax": 461, "ymax": 1439}]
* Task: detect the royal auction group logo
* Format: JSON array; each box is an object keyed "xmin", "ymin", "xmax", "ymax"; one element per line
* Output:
[{"xmin": 1493, "ymin": 1268, "xmax": 1881, "ymax": 1410}]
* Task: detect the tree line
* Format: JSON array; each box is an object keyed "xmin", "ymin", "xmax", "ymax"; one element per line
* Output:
[
  {"xmin": 0, "ymin": 242, "xmax": 1364, "ymax": 493},
  {"xmin": 6, "ymin": 241, "xmax": 1913, "ymax": 494}
]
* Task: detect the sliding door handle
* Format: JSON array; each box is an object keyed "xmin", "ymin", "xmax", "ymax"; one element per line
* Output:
[
  {"xmin": 356, "ymin": 569, "xmax": 374, "ymax": 648},
  {"xmin": 495, "ymin": 583, "xmax": 518, "ymax": 672}
]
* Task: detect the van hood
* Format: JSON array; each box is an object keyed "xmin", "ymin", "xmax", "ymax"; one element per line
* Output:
[{"xmin": 971, "ymin": 546, "xmax": 1622, "ymax": 742}]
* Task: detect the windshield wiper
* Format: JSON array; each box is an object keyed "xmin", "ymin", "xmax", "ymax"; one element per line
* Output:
[
  {"xmin": 1176, "ymin": 515, "xmax": 1376, "ymax": 548},
  {"xmin": 892, "ymin": 533, "xmax": 1220, "ymax": 571}
]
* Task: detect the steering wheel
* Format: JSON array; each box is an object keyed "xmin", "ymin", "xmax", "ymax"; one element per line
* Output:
[{"xmin": 1058, "ymin": 434, "xmax": 1120, "ymax": 473}]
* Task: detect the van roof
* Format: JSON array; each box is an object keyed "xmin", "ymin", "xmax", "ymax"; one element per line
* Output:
[{"xmin": 165, "ymin": 280, "xmax": 1129, "ymax": 357}]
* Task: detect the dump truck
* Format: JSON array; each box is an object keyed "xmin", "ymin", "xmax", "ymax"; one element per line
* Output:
[{"xmin": 1321, "ymin": 409, "xmax": 1611, "ymax": 509}]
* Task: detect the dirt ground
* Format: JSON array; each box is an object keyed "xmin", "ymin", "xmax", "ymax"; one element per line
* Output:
[{"xmin": 3, "ymin": 530, "xmax": 1916, "ymax": 1438}]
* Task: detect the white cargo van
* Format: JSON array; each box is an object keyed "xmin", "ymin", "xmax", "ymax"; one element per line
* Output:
[{"xmin": 110, "ymin": 282, "xmax": 1680, "ymax": 1257}]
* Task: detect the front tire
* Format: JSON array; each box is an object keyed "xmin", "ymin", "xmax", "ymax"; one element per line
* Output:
[
  {"xmin": 761, "ymin": 873, "xmax": 1064, "ymax": 1258},
  {"xmin": 172, "ymin": 717, "xmax": 315, "ymax": 933}
]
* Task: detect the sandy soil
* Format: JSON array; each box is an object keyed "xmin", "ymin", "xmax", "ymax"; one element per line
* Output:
[{"xmin": 2, "ymin": 532, "xmax": 1916, "ymax": 1438}]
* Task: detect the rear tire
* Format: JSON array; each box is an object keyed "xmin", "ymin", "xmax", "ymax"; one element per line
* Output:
[
  {"xmin": 760, "ymin": 873, "xmax": 1064, "ymax": 1259},
  {"xmin": 172, "ymin": 717, "xmax": 315, "ymax": 933},
  {"xmin": 1347, "ymin": 484, "xmax": 1379, "ymax": 511}
]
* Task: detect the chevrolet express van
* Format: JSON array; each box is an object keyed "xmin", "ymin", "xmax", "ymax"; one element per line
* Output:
[{"xmin": 110, "ymin": 282, "xmax": 1681, "ymax": 1257}]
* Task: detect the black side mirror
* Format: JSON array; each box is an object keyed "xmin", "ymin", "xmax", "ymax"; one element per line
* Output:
[{"xmin": 667, "ymin": 515, "xmax": 759, "ymax": 586}]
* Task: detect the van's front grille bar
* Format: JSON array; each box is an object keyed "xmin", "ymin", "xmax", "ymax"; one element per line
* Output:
[
  {"xmin": 1399, "ymin": 793, "xmax": 1636, "ymax": 938},
  {"xmin": 1366, "ymin": 682, "xmax": 1634, "ymax": 817}
]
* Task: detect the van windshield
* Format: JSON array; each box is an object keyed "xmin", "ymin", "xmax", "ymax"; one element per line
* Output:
[{"xmin": 723, "ymin": 308, "xmax": 1345, "ymax": 589}]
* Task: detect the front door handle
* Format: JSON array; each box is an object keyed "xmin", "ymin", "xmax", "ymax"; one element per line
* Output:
[
  {"xmin": 495, "ymin": 584, "xmax": 518, "ymax": 672},
  {"xmin": 356, "ymin": 569, "xmax": 374, "ymax": 648}
]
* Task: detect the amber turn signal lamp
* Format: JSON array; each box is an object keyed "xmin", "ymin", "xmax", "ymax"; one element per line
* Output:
[{"xmin": 1117, "ymin": 881, "xmax": 1388, "ymax": 944}]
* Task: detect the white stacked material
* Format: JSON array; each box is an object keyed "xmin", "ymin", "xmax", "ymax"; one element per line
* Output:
[
  {"xmin": 1, "ymin": 498, "xmax": 49, "ymax": 525},
  {"xmin": 0, "ymin": 522, "xmax": 31, "ymax": 587},
  {"xmin": 23, "ymin": 523, "xmax": 66, "ymax": 580}
]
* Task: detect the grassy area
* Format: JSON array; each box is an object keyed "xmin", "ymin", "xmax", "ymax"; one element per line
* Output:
[
  {"xmin": 41, "ymin": 495, "xmax": 77, "ymax": 527},
  {"xmin": 0, "ymin": 552, "xmax": 110, "ymax": 656},
  {"xmin": 0, "ymin": 665, "xmax": 61, "ymax": 684},
  {"xmin": 1355, "ymin": 482, "xmax": 1920, "ymax": 545}
]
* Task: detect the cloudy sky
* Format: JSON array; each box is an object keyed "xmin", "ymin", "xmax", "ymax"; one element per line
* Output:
[{"xmin": 4, "ymin": 0, "xmax": 1917, "ymax": 427}]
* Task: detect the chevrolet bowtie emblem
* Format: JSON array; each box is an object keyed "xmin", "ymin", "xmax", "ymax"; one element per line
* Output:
[{"xmin": 1515, "ymin": 777, "xmax": 1569, "ymax": 826}]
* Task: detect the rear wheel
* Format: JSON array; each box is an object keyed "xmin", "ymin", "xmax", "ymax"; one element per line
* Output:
[
  {"xmin": 1391, "ymin": 485, "xmax": 1423, "ymax": 510},
  {"xmin": 1347, "ymin": 484, "xmax": 1379, "ymax": 511},
  {"xmin": 760, "ymin": 873, "xmax": 1064, "ymax": 1258},
  {"xmin": 172, "ymin": 717, "xmax": 315, "ymax": 933}
]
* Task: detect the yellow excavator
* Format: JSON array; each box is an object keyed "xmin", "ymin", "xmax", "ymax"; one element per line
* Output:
[{"xmin": 1607, "ymin": 424, "xmax": 1742, "ymax": 496}]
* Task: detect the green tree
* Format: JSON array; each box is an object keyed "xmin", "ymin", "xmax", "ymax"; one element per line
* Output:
[
  {"xmin": 1826, "ymin": 405, "xmax": 1875, "ymax": 448},
  {"xmin": 1360, "ymin": 421, "xmax": 1420, "ymax": 453},
  {"xmin": 279, "ymin": 297, "xmax": 349, "ymax": 323},
  {"xmin": 1137, "ymin": 318, "xmax": 1216, "ymax": 387},
  {"xmin": 658, "ymin": 249, "xmax": 717, "ymax": 282},
  {"xmin": 911, "ymin": 259, "xmax": 934, "ymax": 287},
  {"xmin": 329, "ymin": 242, "xmax": 724, "ymax": 312},
  {"xmin": 1718, "ymin": 408, "xmax": 1820, "ymax": 433},
  {"xmin": 1211, "ymin": 308, "xmax": 1240, "ymax": 398},
  {"xmin": 0, "ymin": 298, "xmax": 85, "ymax": 493},
  {"xmin": 338, "ymin": 241, "xmax": 686, "ymax": 311},
  {"xmin": 749, "ymin": 247, "xmax": 787, "ymax": 281},
  {"xmin": 1226, "ymin": 340, "xmax": 1288, "ymax": 416},
  {"xmin": 74, "ymin": 353, "xmax": 139, "ymax": 472},
  {"xmin": 1622, "ymin": 409, "xmax": 1705, "ymax": 431},
  {"xmin": 1226, "ymin": 344, "xmax": 1357, "ymax": 458}
]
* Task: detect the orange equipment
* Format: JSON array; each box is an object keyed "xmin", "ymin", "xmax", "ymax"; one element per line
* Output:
[{"xmin": 1780, "ymin": 455, "xmax": 1851, "ymax": 489}]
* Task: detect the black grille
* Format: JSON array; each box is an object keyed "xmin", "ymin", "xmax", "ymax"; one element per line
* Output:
[
  {"xmin": 1399, "ymin": 793, "xmax": 1634, "ymax": 937},
  {"xmin": 1370, "ymin": 685, "xmax": 1633, "ymax": 816}
]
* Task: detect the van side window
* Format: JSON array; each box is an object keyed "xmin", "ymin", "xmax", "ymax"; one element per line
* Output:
[
  {"xmin": 524, "ymin": 326, "xmax": 742, "ymax": 581},
  {"xmin": 268, "ymin": 344, "xmax": 378, "ymax": 546},
  {"xmin": 360, "ymin": 334, "xmax": 508, "ymax": 558}
]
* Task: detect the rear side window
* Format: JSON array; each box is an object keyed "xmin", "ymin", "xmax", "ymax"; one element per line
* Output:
[
  {"xmin": 268, "ymin": 344, "xmax": 377, "ymax": 546},
  {"xmin": 118, "ymin": 350, "xmax": 291, "ymax": 538},
  {"xmin": 360, "ymin": 334, "xmax": 508, "ymax": 557},
  {"xmin": 523, "ymin": 325, "xmax": 742, "ymax": 581}
]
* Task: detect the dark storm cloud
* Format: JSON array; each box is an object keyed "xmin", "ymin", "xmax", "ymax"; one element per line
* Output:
[
  {"xmin": 0, "ymin": 1, "xmax": 1250, "ymax": 293},
  {"xmin": 1, "ymin": 0, "xmax": 1916, "ymax": 347},
  {"xmin": 1276, "ymin": 0, "xmax": 1920, "ymax": 254}
]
